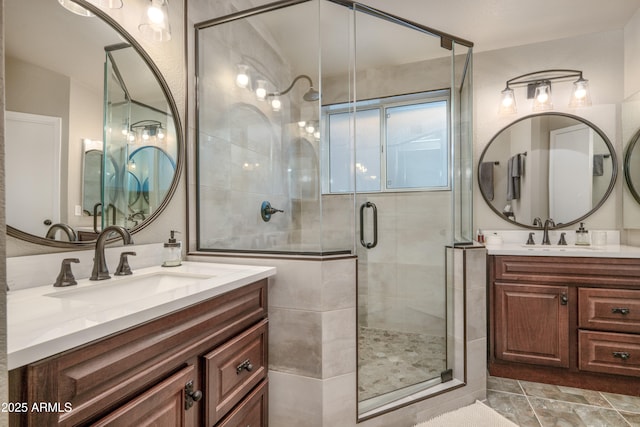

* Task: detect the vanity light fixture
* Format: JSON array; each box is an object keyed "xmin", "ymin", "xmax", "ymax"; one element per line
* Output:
[
  {"xmin": 139, "ymin": 0, "xmax": 172, "ymax": 42},
  {"xmin": 129, "ymin": 120, "xmax": 165, "ymax": 143},
  {"xmin": 499, "ymin": 69, "xmax": 591, "ymax": 115}
]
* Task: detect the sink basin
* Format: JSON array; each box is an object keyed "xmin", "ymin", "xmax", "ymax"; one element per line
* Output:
[
  {"xmin": 44, "ymin": 271, "xmax": 215, "ymax": 304},
  {"xmin": 520, "ymin": 244, "xmax": 601, "ymax": 251}
]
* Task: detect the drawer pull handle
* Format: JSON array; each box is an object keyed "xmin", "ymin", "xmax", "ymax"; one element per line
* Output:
[
  {"xmin": 184, "ymin": 380, "xmax": 203, "ymax": 410},
  {"xmin": 236, "ymin": 359, "xmax": 254, "ymax": 374},
  {"xmin": 612, "ymin": 351, "xmax": 631, "ymax": 361},
  {"xmin": 611, "ymin": 307, "xmax": 631, "ymax": 315}
]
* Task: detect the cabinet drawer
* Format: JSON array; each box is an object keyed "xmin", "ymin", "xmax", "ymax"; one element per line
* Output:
[
  {"xmin": 579, "ymin": 330, "xmax": 640, "ymax": 377},
  {"xmin": 579, "ymin": 288, "xmax": 640, "ymax": 333},
  {"xmin": 493, "ymin": 256, "xmax": 640, "ymax": 287},
  {"xmin": 204, "ymin": 319, "xmax": 268, "ymax": 425},
  {"xmin": 217, "ymin": 379, "xmax": 268, "ymax": 427}
]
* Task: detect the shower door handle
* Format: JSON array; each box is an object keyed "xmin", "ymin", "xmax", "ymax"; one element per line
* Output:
[{"xmin": 359, "ymin": 202, "xmax": 378, "ymax": 249}]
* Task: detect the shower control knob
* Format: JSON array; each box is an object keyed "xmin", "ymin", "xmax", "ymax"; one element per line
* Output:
[{"xmin": 260, "ymin": 201, "xmax": 284, "ymax": 222}]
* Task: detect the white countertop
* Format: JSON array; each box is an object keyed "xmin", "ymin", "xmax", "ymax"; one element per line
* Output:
[
  {"xmin": 7, "ymin": 261, "xmax": 276, "ymax": 370},
  {"xmin": 485, "ymin": 243, "xmax": 640, "ymax": 258}
]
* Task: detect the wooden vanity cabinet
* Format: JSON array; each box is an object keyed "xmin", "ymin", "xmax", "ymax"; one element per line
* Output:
[
  {"xmin": 9, "ymin": 279, "xmax": 269, "ymax": 427},
  {"xmin": 489, "ymin": 256, "xmax": 640, "ymax": 396}
]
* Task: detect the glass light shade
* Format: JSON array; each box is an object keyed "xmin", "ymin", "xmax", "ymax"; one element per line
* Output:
[
  {"xmin": 255, "ymin": 80, "xmax": 267, "ymax": 100},
  {"xmin": 499, "ymin": 87, "xmax": 517, "ymax": 115},
  {"xmin": 235, "ymin": 65, "xmax": 250, "ymax": 88},
  {"xmin": 532, "ymin": 83, "xmax": 553, "ymax": 111},
  {"xmin": 139, "ymin": 0, "xmax": 172, "ymax": 42},
  {"xmin": 569, "ymin": 78, "xmax": 591, "ymax": 108},
  {"xmin": 271, "ymin": 96, "xmax": 282, "ymax": 112},
  {"xmin": 58, "ymin": 0, "xmax": 93, "ymax": 16}
]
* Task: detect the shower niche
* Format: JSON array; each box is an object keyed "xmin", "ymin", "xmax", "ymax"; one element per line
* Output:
[{"xmin": 195, "ymin": 0, "xmax": 474, "ymax": 421}]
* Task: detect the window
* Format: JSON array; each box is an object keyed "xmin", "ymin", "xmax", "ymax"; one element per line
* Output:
[{"xmin": 324, "ymin": 90, "xmax": 449, "ymax": 194}]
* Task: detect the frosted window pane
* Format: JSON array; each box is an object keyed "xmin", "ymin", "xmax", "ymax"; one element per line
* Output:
[
  {"xmin": 329, "ymin": 109, "xmax": 381, "ymax": 192},
  {"xmin": 386, "ymin": 101, "xmax": 448, "ymax": 189}
]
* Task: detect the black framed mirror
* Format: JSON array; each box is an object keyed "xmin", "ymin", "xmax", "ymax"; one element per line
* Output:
[
  {"xmin": 624, "ymin": 127, "xmax": 640, "ymax": 204},
  {"xmin": 4, "ymin": 0, "xmax": 183, "ymax": 248},
  {"xmin": 478, "ymin": 113, "xmax": 617, "ymax": 229}
]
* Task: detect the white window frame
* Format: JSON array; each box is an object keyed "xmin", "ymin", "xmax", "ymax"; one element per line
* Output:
[{"xmin": 322, "ymin": 89, "xmax": 451, "ymax": 194}]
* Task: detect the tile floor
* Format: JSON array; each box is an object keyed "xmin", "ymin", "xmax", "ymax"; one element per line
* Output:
[{"xmin": 485, "ymin": 376, "xmax": 640, "ymax": 426}]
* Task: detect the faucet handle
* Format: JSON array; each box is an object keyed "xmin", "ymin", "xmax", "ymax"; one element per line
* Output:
[
  {"xmin": 558, "ymin": 232, "xmax": 567, "ymax": 246},
  {"xmin": 54, "ymin": 258, "xmax": 80, "ymax": 287},
  {"xmin": 115, "ymin": 251, "xmax": 136, "ymax": 276},
  {"xmin": 526, "ymin": 232, "xmax": 536, "ymax": 245}
]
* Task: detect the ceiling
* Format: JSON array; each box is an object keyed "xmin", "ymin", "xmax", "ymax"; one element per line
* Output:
[{"xmin": 357, "ymin": 0, "xmax": 640, "ymax": 53}]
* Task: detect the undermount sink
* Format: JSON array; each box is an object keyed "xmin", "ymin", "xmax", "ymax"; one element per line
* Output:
[
  {"xmin": 43, "ymin": 271, "xmax": 215, "ymax": 304},
  {"xmin": 520, "ymin": 244, "xmax": 602, "ymax": 251}
]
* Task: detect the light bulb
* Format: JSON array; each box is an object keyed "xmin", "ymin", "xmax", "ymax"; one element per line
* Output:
[
  {"xmin": 271, "ymin": 96, "xmax": 281, "ymax": 112},
  {"xmin": 147, "ymin": 4, "xmax": 165, "ymax": 24},
  {"xmin": 255, "ymin": 80, "xmax": 267, "ymax": 100},
  {"xmin": 236, "ymin": 65, "xmax": 250, "ymax": 88},
  {"xmin": 536, "ymin": 87, "xmax": 549, "ymax": 103},
  {"xmin": 305, "ymin": 124, "xmax": 315, "ymax": 134},
  {"xmin": 157, "ymin": 128, "xmax": 165, "ymax": 139},
  {"xmin": 142, "ymin": 130, "xmax": 150, "ymax": 141},
  {"xmin": 298, "ymin": 121, "xmax": 306, "ymax": 128}
]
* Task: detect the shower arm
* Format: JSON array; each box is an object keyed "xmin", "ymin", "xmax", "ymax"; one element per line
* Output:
[{"xmin": 267, "ymin": 74, "xmax": 314, "ymax": 97}]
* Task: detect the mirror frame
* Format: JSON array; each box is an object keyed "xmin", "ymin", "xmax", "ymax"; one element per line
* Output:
[
  {"xmin": 478, "ymin": 112, "xmax": 617, "ymax": 229},
  {"xmin": 624, "ymin": 127, "xmax": 640, "ymax": 205},
  {"xmin": 7, "ymin": 0, "xmax": 184, "ymax": 248}
]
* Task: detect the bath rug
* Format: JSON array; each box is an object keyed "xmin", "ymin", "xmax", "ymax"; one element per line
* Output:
[{"xmin": 414, "ymin": 400, "xmax": 518, "ymax": 427}]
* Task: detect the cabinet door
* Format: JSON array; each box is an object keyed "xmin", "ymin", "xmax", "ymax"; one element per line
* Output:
[
  {"xmin": 90, "ymin": 365, "xmax": 198, "ymax": 427},
  {"xmin": 495, "ymin": 283, "xmax": 570, "ymax": 367}
]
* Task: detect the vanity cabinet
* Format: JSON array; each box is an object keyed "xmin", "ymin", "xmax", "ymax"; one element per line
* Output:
[
  {"xmin": 489, "ymin": 256, "xmax": 640, "ymax": 395},
  {"xmin": 9, "ymin": 279, "xmax": 269, "ymax": 426}
]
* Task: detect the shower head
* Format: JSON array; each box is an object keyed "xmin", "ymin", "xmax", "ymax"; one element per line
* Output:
[
  {"xmin": 269, "ymin": 74, "xmax": 320, "ymax": 103},
  {"xmin": 303, "ymin": 87, "xmax": 320, "ymax": 102}
]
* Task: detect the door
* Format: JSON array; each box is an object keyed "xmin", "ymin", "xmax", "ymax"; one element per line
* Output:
[
  {"xmin": 495, "ymin": 282, "xmax": 570, "ymax": 367},
  {"xmin": 90, "ymin": 365, "xmax": 198, "ymax": 427},
  {"xmin": 549, "ymin": 124, "xmax": 593, "ymax": 223},
  {"xmin": 5, "ymin": 111, "xmax": 61, "ymax": 237}
]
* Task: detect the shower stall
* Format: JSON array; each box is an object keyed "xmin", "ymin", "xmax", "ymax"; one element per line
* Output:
[{"xmin": 195, "ymin": 0, "xmax": 473, "ymax": 419}]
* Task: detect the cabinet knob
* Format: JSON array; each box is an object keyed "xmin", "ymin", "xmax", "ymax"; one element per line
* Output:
[
  {"xmin": 236, "ymin": 359, "xmax": 254, "ymax": 374},
  {"xmin": 612, "ymin": 351, "xmax": 631, "ymax": 361},
  {"xmin": 184, "ymin": 380, "xmax": 203, "ymax": 410},
  {"xmin": 611, "ymin": 307, "xmax": 631, "ymax": 315},
  {"xmin": 560, "ymin": 293, "xmax": 568, "ymax": 305}
]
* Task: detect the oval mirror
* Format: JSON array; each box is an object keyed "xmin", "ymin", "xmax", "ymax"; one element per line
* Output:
[
  {"xmin": 478, "ymin": 113, "xmax": 616, "ymax": 228},
  {"xmin": 4, "ymin": 0, "xmax": 182, "ymax": 247},
  {"xmin": 624, "ymin": 128, "xmax": 640, "ymax": 205}
]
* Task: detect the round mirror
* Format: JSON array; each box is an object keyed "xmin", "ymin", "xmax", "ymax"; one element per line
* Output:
[
  {"xmin": 478, "ymin": 113, "xmax": 616, "ymax": 228},
  {"xmin": 4, "ymin": 0, "xmax": 182, "ymax": 247},
  {"xmin": 624, "ymin": 128, "xmax": 640, "ymax": 204}
]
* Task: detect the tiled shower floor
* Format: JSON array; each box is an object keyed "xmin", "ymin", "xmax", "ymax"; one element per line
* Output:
[
  {"xmin": 485, "ymin": 376, "xmax": 640, "ymax": 426},
  {"xmin": 357, "ymin": 327, "xmax": 446, "ymax": 401}
]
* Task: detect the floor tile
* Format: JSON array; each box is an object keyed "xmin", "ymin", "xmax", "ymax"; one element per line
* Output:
[
  {"xmin": 486, "ymin": 389, "xmax": 541, "ymax": 427},
  {"xmin": 620, "ymin": 411, "xmax": 640, "ymax": 426},
  {"xmin": 529, "ymin": 397, "xmax": 630, "ymax": 427},
  {"xmin": 519, "ymin": 381, "xmax": 612, "ymax": 408},
  {"xmin": 601, "ymin": 392, "xmax": 640, "ymax": 414},
  {"xmin": 488, "ymin": 376, "xmax": 524, "ymax": 394}
]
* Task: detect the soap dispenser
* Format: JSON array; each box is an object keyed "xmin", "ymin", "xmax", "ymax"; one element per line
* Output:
[
  {"xmin": 162, "ymin": 230, "xmax": 182, "ymax": 267},
  {"xmin": 575, "ymin": 223, "xmax": 590, "ymax": 246}
]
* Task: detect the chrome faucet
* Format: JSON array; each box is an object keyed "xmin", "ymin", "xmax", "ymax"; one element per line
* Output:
[
  {"xmin": 542, "ymin": 219, "xmax": 556, "ymax": 245},
  {"xmin": 46, "ymin": 223, "xmax": 77, "ymax": 242},
  {"xmin": 90, "ymin": 225, "xmax": 133, "ymax": 281}
]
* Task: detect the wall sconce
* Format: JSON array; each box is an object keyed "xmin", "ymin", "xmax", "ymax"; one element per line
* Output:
[
  {"xmin": 139, "ymin": 0, "xmax": 172, "ymax": 42},
  {"xmin": 58, "ymin": 0, "xmax": 123, "ymax": 16},
  {"xmin": 129, "ymin": 120, "xmax": 165, "ymax": 143},
  {"xmin": 499, "ymin": 69, "xmax": 591, "ymax": 115}
]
